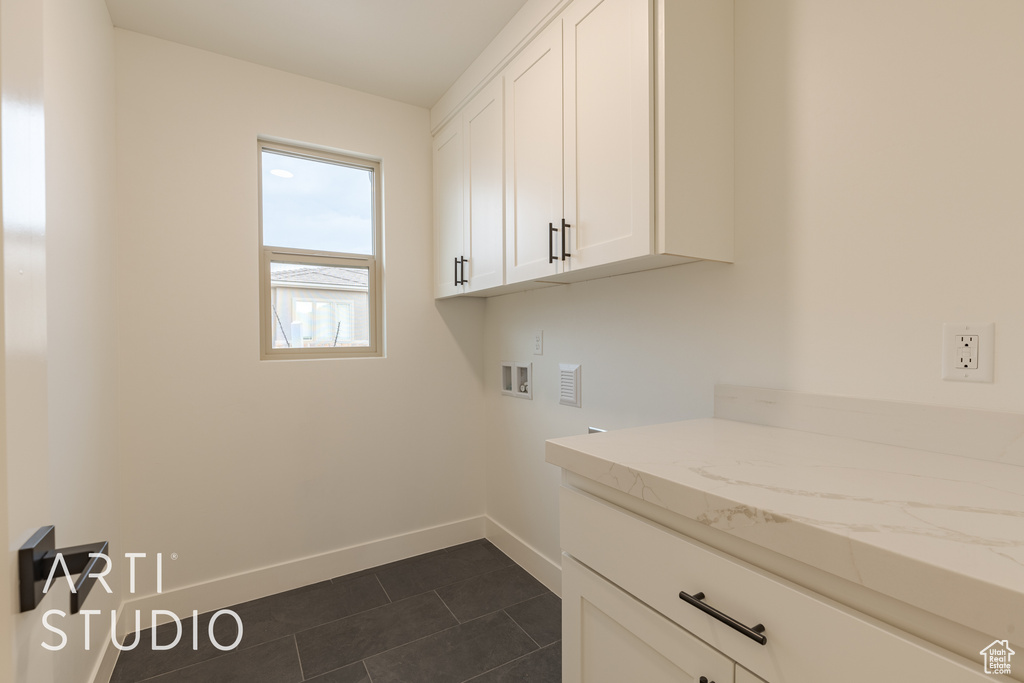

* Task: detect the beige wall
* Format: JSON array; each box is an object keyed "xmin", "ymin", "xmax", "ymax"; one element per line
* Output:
[
  {"xmin": 2, "ymin": 0, "xmax": 119, "ymax": 680},
  {"xmin": 114, "ymin": 30, "xmax": 486, "ymax": 599},
  {"xmin": 482, "ymin": 0, "xmax": 1024, "ymax": 567},
  {"xmin": 43, "ymin": 0, "xmax": 122, "ymax": 677},
  {"xmin": 2, "ymin": 0, "xmax": 51, "ymax": 676},
  {"xmin": 43, "ymin": 0, "xmax": 121, "ymax": 677}
]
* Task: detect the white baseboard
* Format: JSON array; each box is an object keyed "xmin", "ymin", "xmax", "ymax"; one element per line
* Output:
[
  {"xmin": 485, "ymin": 517, "xmax": 562, "ymax": 597},
  {"xmin": 113, "ymin": 515, "xmax": 486, "ymax": 641},
  {"xmin": 88, "ymin": 636, "xmax": 120, "ymax": 683}
]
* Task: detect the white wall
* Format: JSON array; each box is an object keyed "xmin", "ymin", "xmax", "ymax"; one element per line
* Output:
[
  {"xmin": 482, "ymin": 0, "xmax": 1024, "ymax": 569},
  {"xmin": 114, "ymin": 30, "xmax": 487, "ymax": 601},
  {"xmin": 2, "ymin": 0, "xmax": 51, "ymax": 676},
  {"xmin": 1, "ymin": 0, "xmax": 119, "ymax": 680},
  {"xmin": 43, "ymin": 0, "xmax": 121, "ymax": 679}
]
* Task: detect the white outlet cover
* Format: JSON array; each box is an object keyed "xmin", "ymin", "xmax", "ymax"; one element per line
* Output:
[
  {"xmin": 942, "ymin": 323, "xmax": 994, "ymax": 383},
  {"xmin": 533, "ymin": 330, "xmax": 543, "ymax": 355}
]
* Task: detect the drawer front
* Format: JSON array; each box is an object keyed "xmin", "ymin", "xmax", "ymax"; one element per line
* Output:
[
  {"xmin": 562, "ymin": 555, "xmax": 734, "ymax": 683},
  {"xmin": 560, "ymin": 486, "xmax": 990, "ymax": 682}
]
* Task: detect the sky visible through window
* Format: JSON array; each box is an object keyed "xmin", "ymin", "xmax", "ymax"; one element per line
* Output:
[{"xmin": 261, "ymin": 149, "xmax": 374, "ymax": 255}]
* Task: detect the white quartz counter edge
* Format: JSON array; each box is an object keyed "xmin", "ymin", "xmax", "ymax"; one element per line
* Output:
[{"xmin": 545, "ymin": 418, "xmax": 1024, "ymax": 642}]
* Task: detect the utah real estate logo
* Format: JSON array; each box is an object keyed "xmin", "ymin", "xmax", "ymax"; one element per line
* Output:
[{"xmin": 981, "ymin": 640, "xmax": 1015, "ymax": 676}]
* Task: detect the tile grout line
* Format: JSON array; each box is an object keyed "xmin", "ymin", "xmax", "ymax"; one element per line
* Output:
[
  {"xmin": 127, "ymin": 634, "xmax": 289, "ymax": 683},
  {"xmin": 436, "ymin": 589, "xmax": 463, "ymax": 624},
  {"xmin": 458, "ymin": 641, "xmax": 560, "ymax": 683},
  {"xmin": 118, "ymin": 543, "xmax": 529, "ymax": 682},
  {"xmin": 357, "ymin": 597, "xmax": 494, "ymax": 667},
  {"xmin": 445, "ymin": 588, "xmax": 553, "ymax": 632},
  {"xmin": 374, "ymin": 573, "xmax": 393, "ymax": 603},
  {"xmin": 423, "ymin": 560, "xmax": 533, "ymax": 606},
  {"xmin": 290, "ymin": 590, "xmax": 436, "ymax": 642},
  {"xmin": 502, "ymin": 609, "xmax": 541, "ymax": 650},
  {"xmin": 294, "ymin": 634, "xmax": 305, "ymax": 681},
  {"xmin": 498, "ymin": 590, "xmax": 553, "ymax": 615},
  {"xmin": 301, "ymin": 594, "xmax": 466, "ymax": 677}
]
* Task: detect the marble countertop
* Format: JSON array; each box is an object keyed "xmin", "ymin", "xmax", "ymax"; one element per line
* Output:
[{"xmin": 546, "ymin": 418, "xmax": 1024, "ymax": 641}]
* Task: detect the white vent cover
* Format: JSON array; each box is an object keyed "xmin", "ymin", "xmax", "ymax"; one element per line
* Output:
[{"xmin": 559, "ymin": 364, "xmax": 581, "ymax": 408}]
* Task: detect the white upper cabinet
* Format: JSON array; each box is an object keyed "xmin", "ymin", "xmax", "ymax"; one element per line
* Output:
[
  {"xmin": 432, "ymin": 0, "xmax": 734, "ymax": 297},
  {"xmin": 463, "ymin": 79, "xmax": 505, "ymax": 292},
  {"xmin": 433, "ymin": 120, "xmax": 464, "ymax": 298},
  {"xmin": 434, "ymin": 80, "xmax": 505, "ymax": 298},
  {"xmin": 504, "ymin": 21, "xmax": 564, "ymax": 283},
  {"xmin": 562, "ymin": 0, "xmax": 652, "ymax": 272}
]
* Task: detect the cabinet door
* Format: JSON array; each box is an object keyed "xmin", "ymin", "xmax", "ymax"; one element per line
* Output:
[
  {"xmin": 504, "ymin": 21, "xmax": 564, "ymax": 283},
  {"xmin": 463, "ymin": 78, "xmax": 505, "ymax": 292},
  {"xmin": 563, "ymin": 555, "xmax": 734, "ymax": 683},
  {"xmin": 433, "ymin": 120, "xmax": 464, "ymax": 298},
  {"xmin": 563, "ymin": 0, "xmax": 652, "ymax": 271}
]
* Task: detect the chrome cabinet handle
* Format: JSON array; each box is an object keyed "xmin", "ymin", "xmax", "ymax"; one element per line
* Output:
[{"xmin": 679, "ymin": 590, "xmax": 767, "ymax": 645}]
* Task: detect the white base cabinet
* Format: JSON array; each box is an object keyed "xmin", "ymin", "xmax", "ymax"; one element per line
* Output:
[
  {"xmin": 563, "ymin": 555, "xmax": 733, "ymax": 683},
  {"xmin": 560, "ymin": 486, "xmax": 991, "ymax": 683}
]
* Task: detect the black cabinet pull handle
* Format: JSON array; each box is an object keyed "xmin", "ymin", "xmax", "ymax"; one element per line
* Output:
[
  {"xmin": 548, "ymin": 223, "xmax": 558, "ymax": 263},
  {"xmin": 454, "ymin": 256, "xmax": 460, "ymax": 286},
  {"xmin": 679, "ymin": 590, "xmax": 767, "ymax": 645},
  {"xmin": 561, "ymin": 219, "xmax": 571, "ymax": 260},
  {"xmin": 460, "ymin": 257, "xmax": 468, "ymax": 285}
]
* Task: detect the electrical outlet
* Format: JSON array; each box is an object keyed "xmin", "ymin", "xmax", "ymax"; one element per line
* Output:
[
  {"xmin": 942, "ymin": 323, "xmax": 993, "ymax": 383},
  {"xmin": 956, "ymin": 335, "xmax": 979, "ymax": 370},
  {"xmin": 533, "ymin": 330, "xmax": 543, "ymax": 355}
]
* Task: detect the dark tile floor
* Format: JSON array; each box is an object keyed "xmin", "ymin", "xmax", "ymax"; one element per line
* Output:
[{"xmin": 109, "ymin": 540, "xmax": 561, "ymax": 683}]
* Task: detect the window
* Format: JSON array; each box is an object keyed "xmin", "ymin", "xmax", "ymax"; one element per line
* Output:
[{"xmin": 258, "ymin": 140, "xmax": 383, "ymax": 359}]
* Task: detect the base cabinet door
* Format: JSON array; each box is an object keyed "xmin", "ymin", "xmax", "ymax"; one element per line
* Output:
[{"xmin": 563, "ymin": 555, "xmax": 734, "ymax": 683}]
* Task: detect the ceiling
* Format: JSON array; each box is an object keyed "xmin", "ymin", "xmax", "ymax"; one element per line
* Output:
[{"xmin": 104, "ymin": 0, "xmax": 529, "ymax": 108}]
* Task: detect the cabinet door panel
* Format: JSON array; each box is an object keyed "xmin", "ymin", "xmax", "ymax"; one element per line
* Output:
[
  {"xmin": 434, "ymin": 121, "xmax": 464, "ymax": 298},
  {"xmin": 563, "ymin": 0, "xmax": 651, "ymax": 270},
  {"xmin": 464, "ymin": 79, "xmax": 504, "ymax": 292},
  {"xmin": 505, "ymin": 22, "xmax": 563, "ymax": 283},
  {"xmin": 563, "ymin": 555, "xmax": 734, "ymax": 683}
]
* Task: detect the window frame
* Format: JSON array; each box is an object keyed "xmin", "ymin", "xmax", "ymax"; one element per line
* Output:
[{"xmin": 258, "ymin": 140, "xmax": 384, "ymax": 360}]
